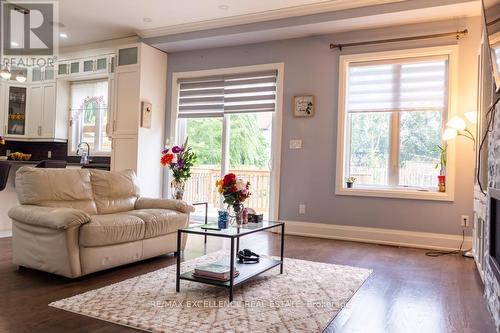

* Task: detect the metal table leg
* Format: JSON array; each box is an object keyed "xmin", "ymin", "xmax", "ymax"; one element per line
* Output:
[
  {"xmin": 176, "ymin": 230, "xmax": 181, "ymax": 292},
  {"xmin": 204, "ymin": 202, "xmax": 208, "ymax": 244},
  {"xmin": 229, "ymin": 237, "xmax": 235, "ymax": 302},
  {"xmin": 280, "ymin": 223, "xmax": 285, "ymax": 274}
]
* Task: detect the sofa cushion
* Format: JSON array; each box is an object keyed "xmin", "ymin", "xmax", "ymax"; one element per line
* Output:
[
  {"xmin": 80, "ymin": 213, "xmax": 145, "ymax": 247},
  {"xmin": 89, "ymin": 169, "xmax": 140, "ymax": 215},
  {"xmin": 124, "ymin": 209, "xmax": 188, "ymax": 239},
  {"xmin": 15, "ymin": 167, "xmax": 97, "ymax": 215}
]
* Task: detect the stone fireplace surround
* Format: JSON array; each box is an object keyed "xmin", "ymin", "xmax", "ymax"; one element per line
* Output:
[{"xmin": 473, "ymin": 103, "xmax": 500, "ymax": 331}]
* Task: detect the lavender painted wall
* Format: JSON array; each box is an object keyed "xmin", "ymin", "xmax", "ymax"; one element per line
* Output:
[{"xmin": 165, "ymin": 17, "xmax": 480, "ymax": 236}]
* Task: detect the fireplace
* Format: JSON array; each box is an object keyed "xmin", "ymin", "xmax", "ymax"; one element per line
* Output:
[{"xmin": 489, "ymin": 188, "xmax": 500, "ymax": 281}]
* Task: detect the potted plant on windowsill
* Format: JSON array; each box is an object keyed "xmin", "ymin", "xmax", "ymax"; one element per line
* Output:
[
  {"xmin": 435, "ymin": 144, "xmax": 447, "ymax": 193},
  {"xmin": 345, "ymin": 176, "xmax": 356, "ymax": 188}
]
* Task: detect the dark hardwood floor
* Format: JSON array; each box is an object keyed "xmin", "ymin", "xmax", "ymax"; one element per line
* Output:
[{"xmin": 0, "ymin": 232, "xmax": 495, "ymax": 333}]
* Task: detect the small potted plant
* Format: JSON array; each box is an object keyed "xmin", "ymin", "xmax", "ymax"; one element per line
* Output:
[
  {"xmin": 345, "ymin": 176, "xmax": 356, "ymax": 188},
  {"xmin": 435, "ymin": 144, "xmax": 447, "ymax": 192}
]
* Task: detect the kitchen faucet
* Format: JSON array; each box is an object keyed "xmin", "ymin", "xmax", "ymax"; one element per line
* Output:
[{"xmin": 76, "ymin": 142, "xmax": 91, "ymax": 165}]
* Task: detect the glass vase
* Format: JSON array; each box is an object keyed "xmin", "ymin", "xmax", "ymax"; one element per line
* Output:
[
  {"xmin": 232, "ymin": 203, "xmax": 244, "ymax": 225},
  {"xmin": 171, "ymin": 180, "xmax": 185, "ymax": 200}
]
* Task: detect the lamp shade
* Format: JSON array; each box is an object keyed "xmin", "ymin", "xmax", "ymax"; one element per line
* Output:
[
  {"xmin": 446, "ymin": 116, "xmax": 466, "ymax": 131},
  {"xmin": 443, "ymin": 127, "xmax": 458, "ymax": 141},
  {"xmin": 465, "ymin": 111, "xmax": 477, "ymax": 124}
]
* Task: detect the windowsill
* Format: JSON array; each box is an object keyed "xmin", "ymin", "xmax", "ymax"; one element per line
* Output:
[{"xmin": 335, "ymin": 185, "xmax": 453, "ymax": 202}]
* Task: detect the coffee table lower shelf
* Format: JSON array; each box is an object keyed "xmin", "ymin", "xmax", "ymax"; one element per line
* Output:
[{"xmin": 179, "ymin": 257, "xmax": 282, "ymax": 288}]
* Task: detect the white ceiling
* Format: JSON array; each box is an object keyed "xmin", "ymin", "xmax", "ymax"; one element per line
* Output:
[
  {"xmin": 56, "ymin": 0, "xmax": 403, "ymax": 46},
  {"xmin": 54, "ymin": 0, "xmax": 481, "ymax": 51}
]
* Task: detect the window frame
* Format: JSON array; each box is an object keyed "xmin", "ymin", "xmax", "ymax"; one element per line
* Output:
[
  {"xmin": 67, "ymin": 79, "xmax": 111, "ymax": 156},
  {"xmin": 336, "ymin": 46, "xmax": 458, "ymax": 201}
]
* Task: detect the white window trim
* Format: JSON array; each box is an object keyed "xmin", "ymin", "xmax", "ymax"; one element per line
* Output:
[
  {"xmin": 335, "ymin": 45, "xmax": 458, "ymax": 202},
  {"xmin": 169, "ymin": 63, "xmax": 284, "ymax": 220}
]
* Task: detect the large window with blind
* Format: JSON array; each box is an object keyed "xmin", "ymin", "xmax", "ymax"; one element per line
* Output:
[
  {"xmin": 173, "ymin": 66, "xmax": 282, "ymax": 220},
  {"xmin": 336, "ymin": 47, "xmax": 456, "ymax": 200}
]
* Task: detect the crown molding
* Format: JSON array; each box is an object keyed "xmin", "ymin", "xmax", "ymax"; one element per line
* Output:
[{"xmin": 138, "ymin": 0, "xmax": 404, "ymax": 38}]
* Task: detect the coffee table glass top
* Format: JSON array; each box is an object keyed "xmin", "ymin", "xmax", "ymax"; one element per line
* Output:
[{"xmin": 181, "ymin": 221, "xmax": 283, "ymax": 238}]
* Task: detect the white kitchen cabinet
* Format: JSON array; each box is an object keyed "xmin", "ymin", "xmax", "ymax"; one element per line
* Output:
[
  {"xmin": 28, "ymin": 85, "xmax": 43, "ymax": 137},
  {"xmin": 111, "ymin": 67, "xmax": 140, "ymax": 136},
  {"xmin": 111, "ymin": 137, "xmax": 138, "ymax": 171},
  {"xmin": 31, "ymin": 66, "xmax": 56, "ymax": 82},
  {"xmin": 5, "ymin": 84, "xmax": 28, "ymax": 138},
  {"xmin": 0, "ymin": 82, "xmax": 4, "ymax": 136},
  {"xmin": 110, "ymin": 43, "xmax": 167, "ymax": 197},
  {"xmin": 27, "ymin": 84, "xmax": 57, "ymax": 139}
]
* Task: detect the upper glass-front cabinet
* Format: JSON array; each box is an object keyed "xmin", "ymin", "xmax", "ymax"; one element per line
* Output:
[
  {"xmin": 31, "ymin": 66, "xmax": 55, "ymax": 82},
  {"xmin": 118, "ymin": 47, "xmax": 138, "ymax": 66},
  {"xmin": 7, "ymin": 86, "xmax": 27, "ymax": 136}
]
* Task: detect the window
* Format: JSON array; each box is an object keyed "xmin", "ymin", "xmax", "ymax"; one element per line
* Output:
[
  {"xmin": 173, "ymin": 66, "xmax": 282, "ymax": 221},
  {"xmin": 69, "ymin": 80, "xmax": 111, "ymax": 155},
  {"xmin": 337, "ymin": 47, "xmax": 457, "ymax": 200}
]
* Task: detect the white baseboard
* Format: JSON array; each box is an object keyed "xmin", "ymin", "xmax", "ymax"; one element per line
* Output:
[{"xmin": 282, "ymin": 220, "xmax": 472, "ymax": 251}]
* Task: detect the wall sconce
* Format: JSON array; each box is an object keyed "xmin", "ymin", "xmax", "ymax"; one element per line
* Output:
[{"xmin": 442, "ymin": 113, "xmax": 477, "ymax": 143}]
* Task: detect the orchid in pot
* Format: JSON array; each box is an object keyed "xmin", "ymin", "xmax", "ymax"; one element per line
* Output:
[
  {"xmin": 160, "ymin": 137, "xmax": 196, "ymax": 200},
  {"xmin": 435, "ymin": 144, "xmax": 447, "ymax": 192},
  {"xmin": 216, "ymin": 173, "xmax": 251, "ymax": 225}
]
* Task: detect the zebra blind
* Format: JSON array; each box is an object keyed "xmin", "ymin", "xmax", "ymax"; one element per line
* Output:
[
  {"xmin": 347, "ymin": 56, "xmax": 449, "ymax": 113},
  {"xmin": 178, "ymin": 70, "xmax": 277, "ymax": 118}
]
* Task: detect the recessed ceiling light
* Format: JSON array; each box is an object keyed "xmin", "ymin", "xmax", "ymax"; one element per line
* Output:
[
  {"xmin": 60, "ymin": 32, "xmax": 68, "ymax": 38},
  {"xmin": 218, "ymin": 4, "xmax": 229, "ymax": 10},
  {"xmin": 10, "ymin": 42, "xmax": 19, "ymax": 47},
  {"xmin": 143, "ymin": 17, "xmax": 152, "ymax": 23}
]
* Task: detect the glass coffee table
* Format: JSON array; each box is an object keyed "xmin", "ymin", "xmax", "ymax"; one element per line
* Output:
[{"xmin": 176, "ymin": 221, "xmax": 285, "ymax": 302}]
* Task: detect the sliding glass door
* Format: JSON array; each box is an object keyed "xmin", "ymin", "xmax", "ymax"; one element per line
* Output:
[
  {"xmin": 174, "ymin": 69, "xmax": 280, "ymax": 222},
  {"xmin": 177, "ymin": 112, "xmax": 273, "ymax": 222}
]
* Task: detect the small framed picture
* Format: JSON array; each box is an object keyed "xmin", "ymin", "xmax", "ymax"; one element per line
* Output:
[{"xmin": 293, "ymin": 95, "xmax": 315, "ymax": 117}]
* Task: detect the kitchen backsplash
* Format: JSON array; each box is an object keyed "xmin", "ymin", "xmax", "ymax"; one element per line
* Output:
[{"xmin": 0, "ymin": 141, "xmax": 110, "ymax": 164}]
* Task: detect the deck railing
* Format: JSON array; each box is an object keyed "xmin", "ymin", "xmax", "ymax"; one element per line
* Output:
[{"xmin": 183, "ymin": 166, "xmax": 271, "ymax": 214}]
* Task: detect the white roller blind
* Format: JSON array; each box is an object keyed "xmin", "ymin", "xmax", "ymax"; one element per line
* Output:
[
  {"xmin": 178, "ymin": 70, "xmax": 277, "ymax": 118},
  {"xmin": 347, "ymin": 56, "xmax": 448, "ymax": 113}
]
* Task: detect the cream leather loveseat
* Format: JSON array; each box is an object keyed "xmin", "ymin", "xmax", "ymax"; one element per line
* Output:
[{"xmin": 9, "ymin": 167, "xmax": 195, "ymax": 278}]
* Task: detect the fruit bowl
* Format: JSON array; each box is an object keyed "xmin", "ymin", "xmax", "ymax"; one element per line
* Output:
[{"xmin": 9, "ymin": 152, "xmax": 32, "ymax": 161}]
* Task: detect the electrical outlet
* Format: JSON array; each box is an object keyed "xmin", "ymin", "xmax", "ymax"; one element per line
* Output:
[
  {"xmin": 289, "ymin": 139, "xmax": 302, "ymax": 149},
  {"xmin": 299, "ymin": 204, "xmax": 306, "ymax": 215},
  {"xmin": 47, "ymin": 151, "xmax": 52, "ymax": 159},
  {"xmin": 461, "ymin": 215, "xmax": 469, "ymax": 228}
]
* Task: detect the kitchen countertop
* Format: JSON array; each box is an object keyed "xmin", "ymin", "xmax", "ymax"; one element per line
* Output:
[{"xmin": 0, "ymin": 160, "xmax": 110, "ymax": 168}]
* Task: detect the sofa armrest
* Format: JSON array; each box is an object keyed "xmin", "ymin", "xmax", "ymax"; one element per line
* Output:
[
  {"xmin": 8, "ymin": 205, "xmax": 91, "ymax": 230},
  {"xmin": 135, "ymin": 197, "xmax": 196, "ymax": 214}
]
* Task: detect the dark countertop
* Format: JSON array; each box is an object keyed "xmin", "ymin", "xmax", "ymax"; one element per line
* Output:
[
  {"xmin": 0, "ymin": 160, "xmax": 110, "ymax": 168},
  {"xmin": 0, "ymin": 160, "xmax": 111, "ymax": 191}
]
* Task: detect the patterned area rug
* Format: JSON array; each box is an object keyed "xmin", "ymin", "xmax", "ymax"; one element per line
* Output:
[{"xmin": 50, "ymin": 252, "xmax": 372, "ymax": 332}]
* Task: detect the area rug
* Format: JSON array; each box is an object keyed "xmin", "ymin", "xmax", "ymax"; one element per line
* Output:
[{"xmin": 49, "ymin": 251, "xmax": 372, "ymax": 332}]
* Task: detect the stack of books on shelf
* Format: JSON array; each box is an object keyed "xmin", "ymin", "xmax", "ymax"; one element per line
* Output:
[{"xmin": 193, "ymin": 264, "xmax": 240, "ymax": 281}]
